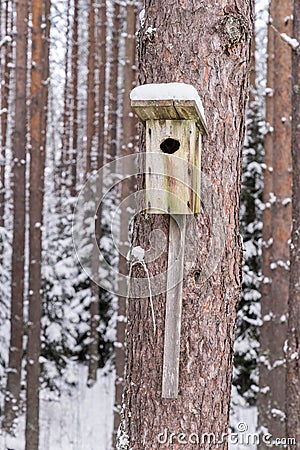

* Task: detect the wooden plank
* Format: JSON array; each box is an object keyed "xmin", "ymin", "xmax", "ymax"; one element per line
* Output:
[
  {"xmin": 131, "ymin": 99, "xmax": 179, "ymax": 121},
  {"xmin": 145, "ymin": 120, "xmax": 198, "ymax": 214},
  {"xmin": 162, "ymin": 215, "xmax": 186, "ymax": 398},
  {"xmin": 131, "ymin": 99, "xmax": 208, "ymax": 134}
]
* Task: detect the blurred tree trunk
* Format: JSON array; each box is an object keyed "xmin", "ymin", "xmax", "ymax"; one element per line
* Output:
[
  {"xmin": 120, "ymin": 1, "xmax": 252, "ymax": 448},
  {"xmin": 70, "ymin": 0, "xmax": 79, "ymax": 197},
  {"xmin": 258, "ymin": 0, "xmax": 292, "ymax": 443},
  {"xmin": 106, "ymin": 0, "xmax": 120, "ymax": 164},
  {"xmin": 249, "ymin": 19, "xmax": 256, "ymax": 104},
  {"xmin": 0, "ymin": 0, "xmax": 12, "ymax": 229},
  {"xmin": 96, "ymin": 0, "xmax": 106, "ymax": 172},
  {"xmin": 25, "ymin": 0, "xmax": 50, "ymax": 448},
  {"xmin": 3, "ymin": 0, "xmax": 28, "ymax": 433},
  {"xmin": 286, "ymin": 0, "xmax": 300, "ymax": 445},
  {"xmin": 86, "ymin": 0, "xmax": 99, "ymax": 386},
  {"xmin": 258, "ymin": 1, "xmax": 275, "ymax": 438},
  {"xmin": 61, "ymin": 0, "xmax": 71, "ymax": 182},
  {"xmin": 113, "ymin": 2, "xmax": 138, "ymax": 444}
]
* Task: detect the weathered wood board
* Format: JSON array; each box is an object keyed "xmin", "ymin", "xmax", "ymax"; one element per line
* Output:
[
  {"xmin": 145, "ymin": 120, "xmax": 201, "ymax": 214},
  {"xmin": 162, "ymin": 215, "xmax": 186, "ymax": 398}
]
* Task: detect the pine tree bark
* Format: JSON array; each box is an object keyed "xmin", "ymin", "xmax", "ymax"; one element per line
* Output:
[
  {"xmin": 61, "ymin": 0, "xmax": 72, "ymax": 180},
  {"xmin": 121, "ymin": 1, "xmax": 252, "ymax": 448},
  {"xmin": 96, "ymin": 0, "xmax": 106, "ymax": 170},
  {"xmin": 258, "ymin": 0, "xmax": 292, "ymax": 443},
  {"xmin": 3, "ymin": 0, "xmax": 28, "ymax": 433},
  {"xmin": 25, "ymin": 0, "xmax": 50, "ymax": 447},
  {"xmin": 113, "ymin": 1, "xmax": 137, "ymax": 444},
  {"xmin": 106, "ymin": 0, "xmax": 120, "ymax": 164},
  {"xmin": 70, "ymin": 0, "xmax": 79, "ymax": 197},
  {"xmin": 258, "ymin": 2, "xmax": 275, "ymax": 439},
  {"xmin": 86, "ymin": 0, "xmax": 99, "ymax": 386},
  {"xmin": 286, "ymin": 0, "xmax": 300, "ymax": 445},
  {"xmin": 86, "ymin": 0, "xmax": 107, "ymax": 386}
]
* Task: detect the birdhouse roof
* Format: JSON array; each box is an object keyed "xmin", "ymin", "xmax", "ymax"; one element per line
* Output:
[{"xmin": 130, "ymin": 83, "xmax": 208, "ymax": 134}]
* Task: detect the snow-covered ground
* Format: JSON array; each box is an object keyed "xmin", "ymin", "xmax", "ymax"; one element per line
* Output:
[
  {"xmin": 229, "ymin": 386, "xmax": 258, "ymax": 450},
  {"xmin": 0, "ymin": 366, "xmax": 115, "ymax": 450}
]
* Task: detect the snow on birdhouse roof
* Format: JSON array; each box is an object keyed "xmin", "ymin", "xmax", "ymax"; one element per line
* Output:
[{"xmin": 130, "ymin": 83, "xmax": 208, "ymax": 134}]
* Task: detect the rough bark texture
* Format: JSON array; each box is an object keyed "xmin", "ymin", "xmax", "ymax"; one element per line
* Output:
[
  {"xmin": 258, "ymin": 0, "xmax": 292, "ymax": 443},
  {"xmin": 25, "ymin": 0, "xmax": 49, "ymax": 447},
  {"xmin": 3, "ymin": 0, "xmax": 28, "ymax": 433},
  {"xmin": 113, "ymin": 2, "xmax": 138, "ymax": 445},
  {"xmin": 122, "ymin": 1, "xmax": 252, "ymax": 448},
  {"xmin": 286, "ymin": 0, "xmax": 300, "ymax": 445}
]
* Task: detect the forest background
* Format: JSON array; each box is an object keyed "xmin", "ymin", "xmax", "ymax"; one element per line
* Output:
[{"xmin": 0, "ymin": 0, "xmax": 299, "ymax": 448}]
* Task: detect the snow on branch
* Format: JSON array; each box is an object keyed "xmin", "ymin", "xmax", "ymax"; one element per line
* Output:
[
  {"xmin": 280, "ymin": 33, "xmax": 300, "ymax": 51},
  {"xmin": 270, "ymin": 23, "xmax": 299, "ymax": 51},
  {"xmin": 0, "ymin": 35, "xmax": 12, "ymax": 48}
]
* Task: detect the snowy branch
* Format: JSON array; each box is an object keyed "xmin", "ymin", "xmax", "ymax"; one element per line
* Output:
[
  {"xmin": 270, "ymin": 23, "xmax": 300, "ymax": 51},
  {"xmin": 0, "ymin": 35, "xmax": 12, "ymax": 48},
  {"xmin": 280, "ymin": 33, "xmax": 300, "ymax": 51}
]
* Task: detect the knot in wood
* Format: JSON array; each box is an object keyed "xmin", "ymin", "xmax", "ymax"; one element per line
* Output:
[
  {"xmin": 220, "ymin": 14, "xmax": 246, "ymax": 54},
  {"xmin": 223, "ymin": 15, "xmax": 244, "ymax": 43}
]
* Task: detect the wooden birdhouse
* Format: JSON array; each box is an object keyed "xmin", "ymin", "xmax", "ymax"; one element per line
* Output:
[{"xmin": 130, "ymin": 83, "xmax": 208, "ymax": 215}]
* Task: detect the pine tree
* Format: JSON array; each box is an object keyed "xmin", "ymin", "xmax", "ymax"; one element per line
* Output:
[
  {"xmin": 119, "ymin": 0, "xmax": 253, "ymax": 446},
  {"xmin": 3, "ymin": 0, "xmax": 28, "ymax": 433},
  {"xmin": 286, "ymin": 0, "xmax": 300, "ymax": 443}
]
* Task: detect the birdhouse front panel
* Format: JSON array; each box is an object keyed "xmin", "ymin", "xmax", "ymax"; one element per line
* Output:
[
  {"xmin": 145, "ymin": 119, "xmax": 201, "ymax": 215},
  {"xmin": 130, "ymin": 83, "xmax": 207, "ymax": 216}
]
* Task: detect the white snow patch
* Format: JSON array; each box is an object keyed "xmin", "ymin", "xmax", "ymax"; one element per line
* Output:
[
  {"xmin": 145, "ymin": 26, "xmax": 156, "ymax": 36},
  {"xmin": 0, "ymin": 35, "xmax": 12, "ymax": 48},
  {"xmin": 0, "ymin": 366, "xmax": 115, "ymax": 450},
  {"xmin": 282, "ymin": 197, "xmax": 291, "ymax": 206},
  {"xmin": 130, "ymin": 83, "xmax": 207, "ymax": 126},
  {"xmin": 131, "ymin": 245, "xmax": 145, "ymax": 262},
  {"xmin": 139, "ymin": 8, "xmax": 145, "ymax": 27},
  {"xmin": 280, "ymin": 33, "xmax": 300, "ymax": 50}
]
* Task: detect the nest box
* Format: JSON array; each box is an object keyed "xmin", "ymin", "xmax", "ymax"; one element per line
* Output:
[{"xmin": 130, "ymin": 83, "xmax": 208, "ymax": 215}]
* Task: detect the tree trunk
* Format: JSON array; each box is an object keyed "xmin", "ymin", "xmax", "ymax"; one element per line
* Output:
[
  {"xmin": 258, "ymin": 0, "xmax": 292, "ymax": 443},
  {"xmin": 113, "ymin": 1, "xmax": 137, "ymax": 444},
  {"xmin": 70, "ymin": 0, "xmax": 79, "ymax": 197},
  {"xmin": 3, "ymin": 0, "xmax": 28, "ymax": 433},
  {"xmin": 286, "ymin": 0, "xmax": 300, "ymax": 445},
  {"xmin": 25, "ymin": 0, "xmax": 50, "ymax": 447},
  {"xmin": 0, "ymin": 0, "xmax": 12, "ymax": 229},
  {"xmin": 61, "ymin": 0, "xmax": 71, "ymax": 181},
  {"xmin": 258, "ymin": 2, "xmax": 275, "ymax": 438},
  {"xmin": 120, "ymin": 1, "xmax": 252, "ymax": 448},
  {"xmin": 86, "ymin": 0, "xmax": 99, "ymax": 386},
  {"xmin": 106, "ymin": 0, "xmax": 120, "ymax": 164}
]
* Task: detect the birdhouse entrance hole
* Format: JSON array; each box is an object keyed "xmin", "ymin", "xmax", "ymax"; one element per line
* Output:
[{"xmin": 160, "ymin": 138, "xmax": 180, "ymax": 154}]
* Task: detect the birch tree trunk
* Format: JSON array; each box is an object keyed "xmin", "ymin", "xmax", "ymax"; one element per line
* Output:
[
  {"xmin": 286, "ymin": 0, "xmax": 300, "ymax": 445},
  {"xmin": 3, "ymin": 0, "xmax": 28, "ymax": 433},
  {"xmin": 120, "ymin": 1, "xmax": 252, "ymax": 448}
]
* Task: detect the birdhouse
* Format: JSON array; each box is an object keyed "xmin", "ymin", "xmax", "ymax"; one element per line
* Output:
[{"xmin": 130, "ymin": 83, "xmax": 207, "ymax": 215}]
